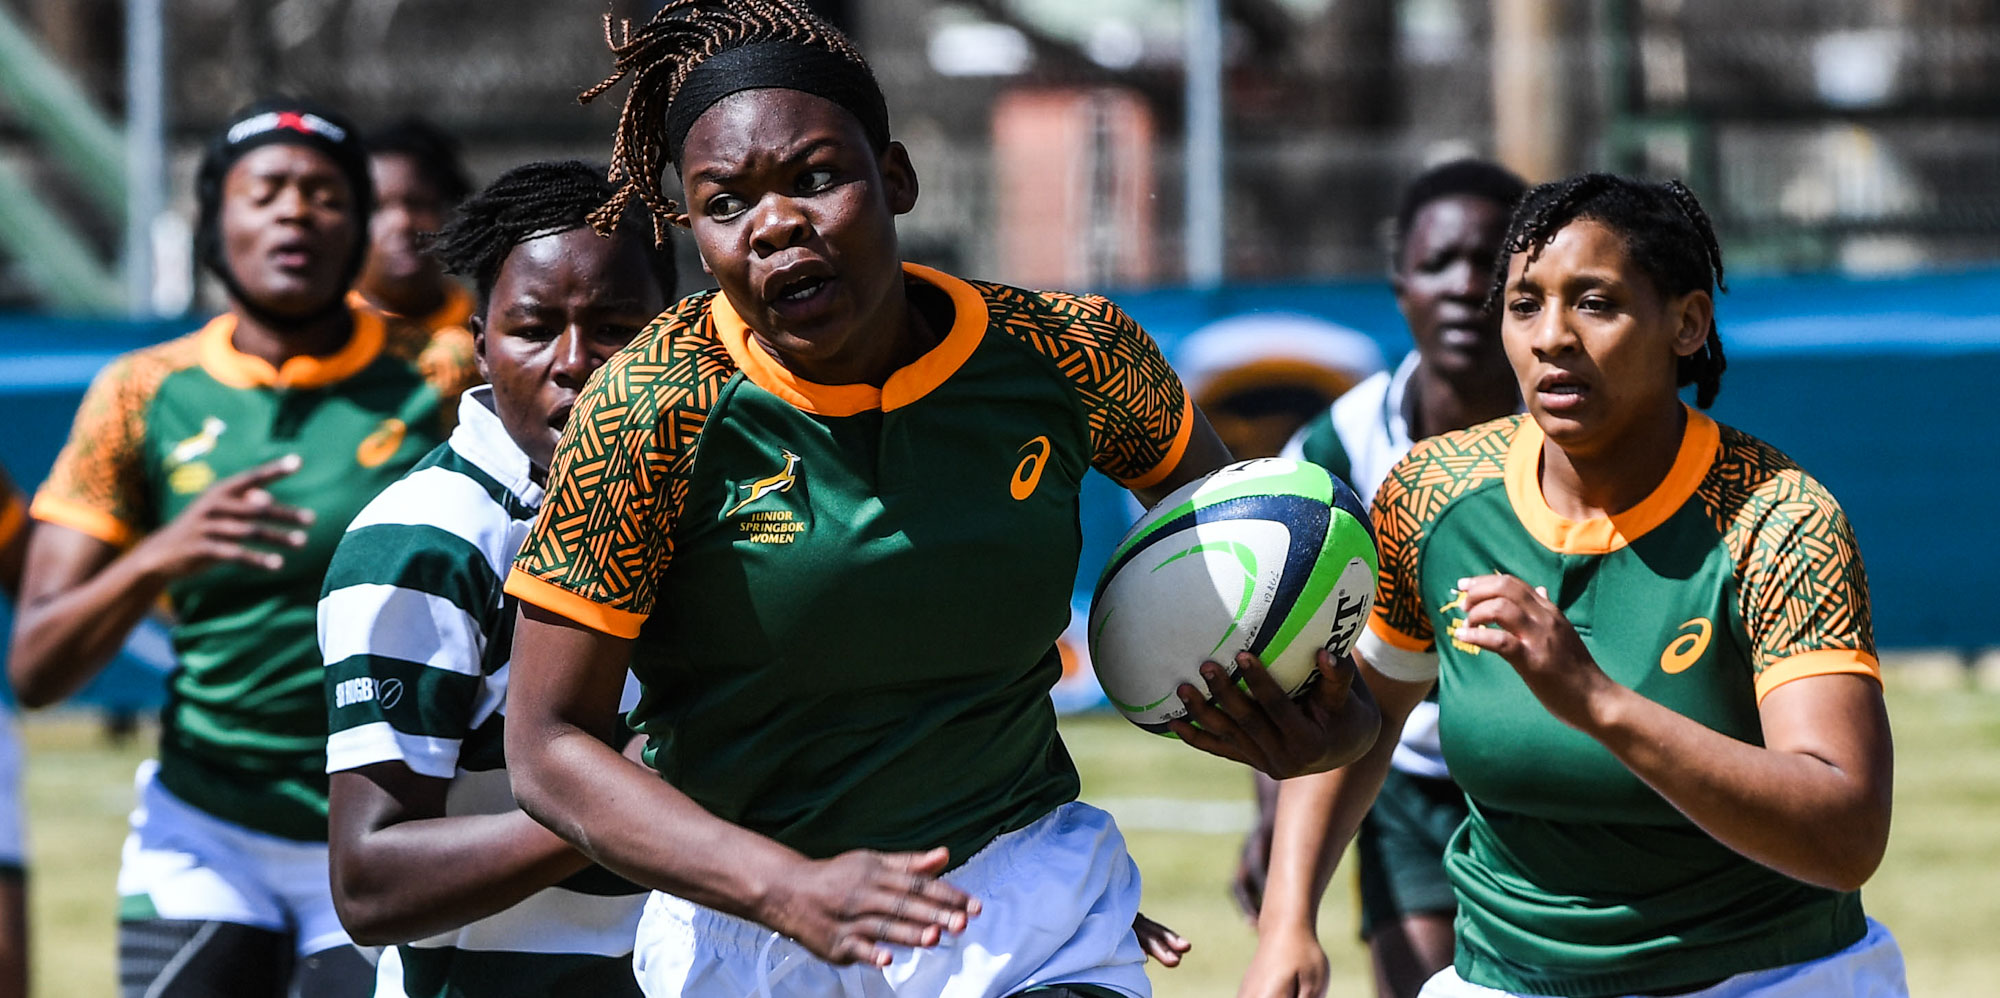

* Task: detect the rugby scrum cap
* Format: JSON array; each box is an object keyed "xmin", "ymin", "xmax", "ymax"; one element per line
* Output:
[{"xmin": 195, "ymin": 97, "xmax": 374, "ymax": 320}]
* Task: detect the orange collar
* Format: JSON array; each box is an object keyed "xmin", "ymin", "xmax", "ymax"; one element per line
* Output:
[
  {"xmin": 1505, "ymin": 406, "xmax": 1720, "ymax": 555},
  {"xmin": 710, "ymin": 262, "xmax": 988, "ymax": 417},
  {"xmin": 199, "ymin": 306, "xmax": 386, "ymax": 390}
]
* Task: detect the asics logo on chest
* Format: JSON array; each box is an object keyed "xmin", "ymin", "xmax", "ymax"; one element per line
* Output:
[
  {"xmin": 1012, "ymin": 436, "xmax": 1051, "ymax": 500},
  {"xmin": 1660, "ymin": 617, "xmax": 1713, "ymax": 674}
]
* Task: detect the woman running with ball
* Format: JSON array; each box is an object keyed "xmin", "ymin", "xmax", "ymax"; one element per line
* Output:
[
  {"xmin": 500, "ymin": 3, "xmax": 1379, "ymax": 996},
  {"xmin": 1243, "ymin": 174, "xmax": 1905, "ymax": 998}
]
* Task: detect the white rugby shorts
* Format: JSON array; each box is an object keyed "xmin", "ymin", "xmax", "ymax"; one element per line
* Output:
[
  {"xmin": 632, "ymin": 801, "xmax": 1149, "ymax": 998},
  {"xmin": 1417, "ymin": 918, "xmax": 1907, "ymax": 998},
  {"xmin": 115, "ymin": 759, "xmax": 352, "ymax": 957},
  {"xmin": 0, "ymin": 707, "xmax": 25, "ymax": 870}
]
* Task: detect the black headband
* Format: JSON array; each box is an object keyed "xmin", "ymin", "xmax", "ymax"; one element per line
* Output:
[{"xmin": 663, "ymin": 41, "xmax": 890, "ymax": 166}]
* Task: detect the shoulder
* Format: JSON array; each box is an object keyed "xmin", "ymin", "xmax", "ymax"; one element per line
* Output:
[
  {"xmin": 326, "ymin": 444, "xmax": 517, "ymax": 598},
  {"xmin": 89, "ymin": 329, "xmax": 205, "ymax": 406},
  {"xmin": 1700, "ymin": 423, "xmax": 1854, "ymax": 558},
  {"xmin": 978, "ymin": 282, "xmax": 1144, "ymax": 351},
  {"xmin": 1376, "ymin": 414, "xmax": 1522, "ymax": 515},
  {"xmin": 588, "ymin": 291, "xmax": 739, "ymax": 418},
  {"xmin": 380, "ymin": 314, "xmax": 477, "ymax": 398}
]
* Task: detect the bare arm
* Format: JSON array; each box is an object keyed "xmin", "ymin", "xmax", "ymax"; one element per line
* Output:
[
  {"xmin": 1456, "ymin": 573, "xmax": 1893, "ymax": 892},
  {"xmin": 1238, "ymin": 654, "xmax": 1434, "ymax": 998},
  {"xmin": 505, "ymin": 604, "xmax": 976, "ymax": 967},
  {"xmin": 327, "ymin": 763, "xmax": 593, "ymax": 945},
  {"xmin": 10, "ymin": 458, "xmax": 310, "ymax": 708}
]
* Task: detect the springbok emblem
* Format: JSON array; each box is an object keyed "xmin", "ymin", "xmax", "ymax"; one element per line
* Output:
[{"xmin": 726, "ymin": 450, "xmax": 801, "ymax": 516}]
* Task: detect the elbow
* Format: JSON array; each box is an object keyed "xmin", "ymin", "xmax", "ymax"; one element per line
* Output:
[
  {"xmin": 329, "ymin": 860, "xmax": 411, "ymax": 947},
  {"xmin": 9, "ymin": 648, "xmax": 63, "ymax": 711}
]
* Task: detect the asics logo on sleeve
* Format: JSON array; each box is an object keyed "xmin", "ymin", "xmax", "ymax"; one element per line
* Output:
[
  {"xmin": 727, "ymin": 451, "xmax": 801, "ymax": 516},
  {"xmin": 1011, "ymin": 436, "xmax": 1051, "ymax": 500},
  {"xmin": 1660, "ymin": 617, "xmax": 1713, "ymax": 674}
]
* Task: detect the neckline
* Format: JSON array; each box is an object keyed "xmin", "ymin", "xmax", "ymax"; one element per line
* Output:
[
  {"xmin": 451, "ymin": 386, "xmax": 544, "ymax": 509},
  {"xmin": 709, "ymin": 262, "xmax": 989, "ymax": 416},
  {"xmin": 1504, "ymin": 406, "xmax": 1720, "ymax": 555},
  {"xmin": 199, "ymin": 306, "xmax": 386, "ymax": 391}
]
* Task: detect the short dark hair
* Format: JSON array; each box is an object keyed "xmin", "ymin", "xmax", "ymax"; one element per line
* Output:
[
  {"xmin": 429, "ymin": 160, "xmax": 675, "ymax": 309},
  {"xmin": 1389, "ymin": 159, "xmax": 1528, "ymax": 269},
  {"xmin": 366, "ymin": 117, "xmax": 472, "ymax": 205},
  {"xmin": 1491, "ymin": 173, "xmax": 1728, "ymax": 409}
]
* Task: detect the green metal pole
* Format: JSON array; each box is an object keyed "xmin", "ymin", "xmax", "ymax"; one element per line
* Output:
[
  {"xmin": 0, "ymin": 1, "xmax": 127, "ymax": 218},
  {"xmin": 0, "ymin": 160, "xmax": 123, "ymax": 313}
]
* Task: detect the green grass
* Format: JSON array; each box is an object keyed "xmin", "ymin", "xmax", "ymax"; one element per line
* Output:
[{"xmin": 21, "ymin": 676, "xmax": 2000, "ymax": 996}]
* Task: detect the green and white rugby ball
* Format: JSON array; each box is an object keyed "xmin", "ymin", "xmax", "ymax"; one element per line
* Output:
[{"xmin": 1088, "ymin": 458, "xmax": 1378, "ymax": 734}]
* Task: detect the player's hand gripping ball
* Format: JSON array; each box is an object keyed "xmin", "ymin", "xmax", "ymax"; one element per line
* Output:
[{"xmin": 1088, "ymin": 458, "xmax": 1378, "ymax": 734}]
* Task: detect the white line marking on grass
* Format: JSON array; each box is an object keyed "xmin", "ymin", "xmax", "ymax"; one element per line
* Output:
[{"xmin": 1092, "ymin": 796, "xmax": 1253, "ymax": 835}]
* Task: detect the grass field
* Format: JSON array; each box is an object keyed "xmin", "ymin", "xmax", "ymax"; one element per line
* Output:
[{"xmin": 20, "ymin": 672, "xmax": 2000, "ymax": 997}]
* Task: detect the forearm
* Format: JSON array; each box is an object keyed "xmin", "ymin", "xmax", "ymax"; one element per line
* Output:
[
  {"xmin": 334, "ymin": 808, "xmax": 593, "ymax": 945},
  {"xmin": 1256, "ymin": 726, "xmax": 1399, "ymax": 933},
  {"xmin": 1583, "ymin": 684, "xmax": 1890, "ymax": 891},
  {"xmin": 11, "ymin": 548, "xmax": 168, "ymax": 707},
  {"xmin": 512, "ymin": 721, "xmax": 806, "ymax": 924}
]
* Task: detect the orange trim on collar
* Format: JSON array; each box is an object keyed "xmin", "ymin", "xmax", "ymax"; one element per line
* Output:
[
  {"xmin": 710, "ymin": 262, "xmax": 989, "ymax": 417},
  {"xmin": 503, "ymin": 569, "xmax": 647, "ymax": 640},
  {"xmin": 425, "ymin": 284, "xmax": 477, "ymax": 333},
  {"xmin": 1118, "ymin": 395, "xmax": 1197, "ymax": 490},
  {"xmin": 1505, "ymin": 407, "xmax": 1720, "ymax": 555},
  {"xmin": 200, "ymin": 307, "xmax": 387, "ymax": 390}
]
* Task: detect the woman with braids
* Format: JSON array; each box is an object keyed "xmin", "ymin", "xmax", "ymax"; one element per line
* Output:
[
  {"xmin": 500, "ymin": 3, "xmax": 1375, "ymax": 996},
  {"xmin": 321, "ymin": 160, "xmax": 676, "ymax": 998},
  {"xmin": 1241, "ymin": 173, "xmax": 1906, "ymax": 998},
  {"xmin": 11, "ymin": 97, "xmax": 477, "ymax": 998}
]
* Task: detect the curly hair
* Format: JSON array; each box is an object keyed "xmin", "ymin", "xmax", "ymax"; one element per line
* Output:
[
  {"xmin": 1491, "ymin": 173, "xmax": 1729, "ymax": 408},
  {"xmin": 429, "ymin": 160, "xmax": 675, "ymax": 308}
]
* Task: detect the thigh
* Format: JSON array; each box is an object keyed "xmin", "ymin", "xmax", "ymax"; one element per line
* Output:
[{"xmin": 120, "ymin": 919, "xmax": 291, "ymax": 998}]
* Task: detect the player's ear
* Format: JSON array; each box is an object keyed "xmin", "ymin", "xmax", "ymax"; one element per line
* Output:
[
  {"xmin": 880, "ymin": 141, "xmax": 918, "ymax": 215},
  {"xmin": 1668, "ymin": 290, "xmax": 1712, "ymax": 359},
  {"xmin": 470, "ymin": 314, "xmax": 491, "ymax": 383}
]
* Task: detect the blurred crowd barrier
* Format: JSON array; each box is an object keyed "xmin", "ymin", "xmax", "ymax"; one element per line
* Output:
[{"xmin": 3, "ymin": 267, "xmax": 1994, "ymax": 713}]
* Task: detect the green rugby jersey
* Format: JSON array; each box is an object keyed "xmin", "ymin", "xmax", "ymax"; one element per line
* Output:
[
  {"xmin": 35, "ymin": 307, "xmax": 477, "ymax": 840},
  {"xmin": 322, "ymin": 387, "xmax": 643, "ymax": 997},
  {"xmin": 507, "ymin": 263, "xmax": 1192, "ymax": 867},
  {"xmin": 1356, "ymin": 410, "xmax": 1880, "ymax": 997}
]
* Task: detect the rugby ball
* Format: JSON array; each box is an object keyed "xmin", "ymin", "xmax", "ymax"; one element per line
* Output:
[{"xmin": 1087, "ymin": 458, "xmax": 1377, "ymax": 734}]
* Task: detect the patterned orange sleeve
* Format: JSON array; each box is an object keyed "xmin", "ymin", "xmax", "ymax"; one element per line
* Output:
[
  {"xmin": 1721, "ymin": 447, "xmax": 1879, "ymax": 702},
  {"xmin": 33, "ymin": 347, "xmax": 180, "ymax": 547},
  {"xmin": 505, "ymin": 300, "xmax": 729, "ymax": 639},
  {"xmin": 0, "ymin": 476, "xmax": 25, "ymax": 553},
  {"xmin": 1366, "ymin": 445, "xmax": 1436, "ymax": 653},
  {"xmin": 1027, "ymin": 292, "xmax": 1193, "ymax": 488}
]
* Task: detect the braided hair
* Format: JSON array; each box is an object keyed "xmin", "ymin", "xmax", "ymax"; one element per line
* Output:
[
  {"xmin": 1490, "ymin": 173, "xmax": 1729, "ymax": 408},
  {"xmin": 429, "ymin": 160, "xmax": 676, "ymax": 309},
  {"xmin": 577, "ymin": 0, "xmax": 880, "ymax": 243}
]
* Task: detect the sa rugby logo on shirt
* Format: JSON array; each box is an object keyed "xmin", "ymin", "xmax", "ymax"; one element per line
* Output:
[
  {"xmin": 165, "ymin": 417, "xmax": 226, "ymax": 494},
  {"xmin": 1438, "ymin": 589, "xmax": 1481, "ymax": 654},
  {"xmin": 728, "ymin": 450, "xmax": 806, "ymax": 544},
  {"xmin": 1660, "ymin": 617, "xmax": 1713, "ymax": 674}
]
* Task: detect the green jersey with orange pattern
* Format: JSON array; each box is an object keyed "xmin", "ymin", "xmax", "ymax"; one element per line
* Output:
[
  {"xmin": 34, "ymin": 307, "xmax": 477, "ymax": 840},
  {"xmin": 508, "ymin": 264, "xmax": 1192, "ymax": 866},
  {"xmin": 1354, "ymin": 410, "xmax": 1880, "ymax": 997}
]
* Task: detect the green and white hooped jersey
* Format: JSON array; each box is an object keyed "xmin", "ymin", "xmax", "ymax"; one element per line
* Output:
[
  {"xmin": 508, "ymin": 264, "xmax": 1194, "ymax": 868},
  {"xmin": 35, "ymin": 307, "xmax": 477, "ymax": 841},
  {"xmin": 1357, "ymin": 411, "xmax": 1881, "ymax": 998},
  {"xmin": 322, "ymin": 387, "xmax": 644, "ymax": 997}
]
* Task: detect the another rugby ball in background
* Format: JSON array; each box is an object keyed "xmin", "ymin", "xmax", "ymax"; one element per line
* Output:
[{"xmin": 1087, "ymin": 458, "xmax": 1377, "ymax": 734}]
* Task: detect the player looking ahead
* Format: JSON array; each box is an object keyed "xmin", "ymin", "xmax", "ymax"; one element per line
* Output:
[
  {"xmin": 322, "ymin": 160, "xmax": 676, "ymax": 998},
  {"xmin": 1237, "ymin": 159, "xmax": 1526, "ymax": 997},
  {"xmin": 10, "ymin": 98, "xmax": 477, "ymax": 998},
  {"xmin": 500, "ymin": 3, "xmax": 1379, "ymax": 996},
  {"xmin": 351, "ymin": 117, "xmax": 477, "ymax": 336},
  {"xmin": 1243, "ymin": 174, "xmax": 1906, "ymax": 998}
]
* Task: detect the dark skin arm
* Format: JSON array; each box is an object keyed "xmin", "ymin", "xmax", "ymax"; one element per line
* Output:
[
  {"xmin": 327, "ymin": 763, "xmax": 596, "ymax": 946},
  {"xmin": 10, "ymin": 457, "xmax": 310, "ymax": 708},
  {"xmin": 506, "ymin": 606, "xmax": 978, "ymax": 969},
  {"xmin": 1138, "ymin": 411, "xmax": 1384, "ymax": 779},
  {"xmin": 1455, "ymin": 573, "xmax": 1893, "ymax": 891}
]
